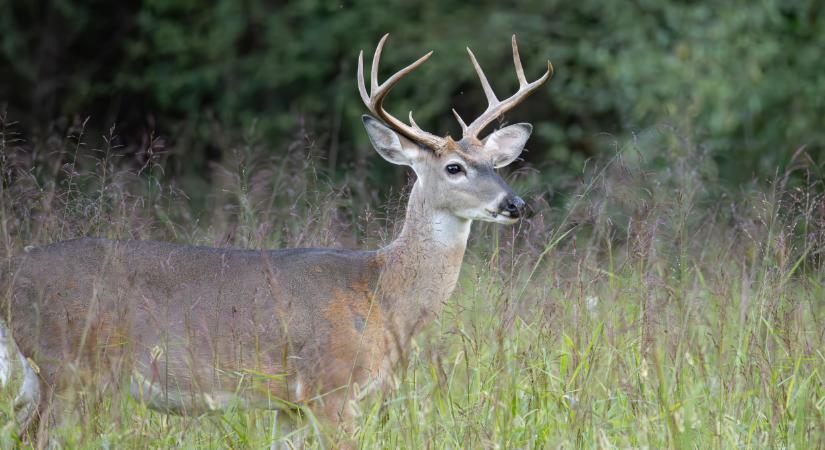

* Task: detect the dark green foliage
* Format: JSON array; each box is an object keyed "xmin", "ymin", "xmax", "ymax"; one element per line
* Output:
[{"xmin": 1, "ymin": 0, "xmax": 823, "ymax": 193}]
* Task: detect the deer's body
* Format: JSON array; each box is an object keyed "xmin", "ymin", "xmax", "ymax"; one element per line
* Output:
[
  {"xmin": 0, "ymin": 34, "xmax": 551, "ymax": 444},
  {"xmin": 7, "ymin": 239, "xmax": 387, "ymax": 418},
  {"xmin": 4, "ymin": 183, "xmax": 469, "ymax": 424}
]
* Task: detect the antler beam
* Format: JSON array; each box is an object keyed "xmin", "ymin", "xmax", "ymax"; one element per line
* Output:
[
  {"xmin": 455, "ymin": 35, "xmax": 553, "ymax": 140},
  {"xmin": 358, "ymin": 34, "xmax": 446, "ymax": 150}
]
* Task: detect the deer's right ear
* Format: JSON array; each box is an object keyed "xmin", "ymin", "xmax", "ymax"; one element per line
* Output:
[{"xmin": 363, "ymin": 115, "xmax": 424, "ymax": 166}]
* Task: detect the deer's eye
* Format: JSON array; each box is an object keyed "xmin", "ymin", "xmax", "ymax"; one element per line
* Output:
[{"xmin": 445, "ymin": 164, "xmax": 463, "ymax": 175}]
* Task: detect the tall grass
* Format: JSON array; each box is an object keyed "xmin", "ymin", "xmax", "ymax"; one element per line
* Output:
[{"xmin": 0, "ymin": 112, "xmax": 823, "ymax": 448}]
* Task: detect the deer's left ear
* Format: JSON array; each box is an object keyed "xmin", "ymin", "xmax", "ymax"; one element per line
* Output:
[
  {"xmin": 363, "ymin": 115, "xmax": 426, "ymax": 166},
  {"xmin": 483, "ymin": 123, "xmax": 532, "ymax": 168}
]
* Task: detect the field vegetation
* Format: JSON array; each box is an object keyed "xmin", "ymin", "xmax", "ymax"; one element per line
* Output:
[
  {"xmin": 1, "ymin": 1, "xmax": 824, "ymax": 447},
  {"xmin": 0, "ymin": 113, "xmax": 822, "ymax": 448}
]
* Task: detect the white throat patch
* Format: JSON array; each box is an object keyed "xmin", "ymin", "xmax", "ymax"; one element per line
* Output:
[{"xmin": 429, "ymin": 210, "xmax": 472, "ymax": 249}]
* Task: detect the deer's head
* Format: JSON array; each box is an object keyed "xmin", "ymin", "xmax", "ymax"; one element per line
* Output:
[{"xmin": 359, "ymin": 35, "xmax": 552, "ymax": 224}]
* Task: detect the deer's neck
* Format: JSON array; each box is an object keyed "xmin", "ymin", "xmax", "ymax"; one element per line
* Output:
[{"xmin": 377, "ymin": 182, "xmax": 471, "ymax": 344}]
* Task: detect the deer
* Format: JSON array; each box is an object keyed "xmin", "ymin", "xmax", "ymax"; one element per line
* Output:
[{"xmin": 0, "ymin": 34, "xmax": 552, "ymax": 446}]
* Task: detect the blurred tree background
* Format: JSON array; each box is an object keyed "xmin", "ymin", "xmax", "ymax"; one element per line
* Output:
[{"xmin": 1, "ymin": 0, "xmax": 823, "ymax": 203}]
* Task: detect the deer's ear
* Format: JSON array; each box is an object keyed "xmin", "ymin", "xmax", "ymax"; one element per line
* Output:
[
  {"xmin": 363, "ymin": 115, "xmax": 425, "ymax": 166},
  {"xmin": 483, "ymin": 123, "xmax": 532, "ymax": 168}
]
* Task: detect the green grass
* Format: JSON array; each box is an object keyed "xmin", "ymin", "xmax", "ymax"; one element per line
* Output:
[{"xmin": 0, "ymin": 117, "xmax": 823, "ymax": 448}]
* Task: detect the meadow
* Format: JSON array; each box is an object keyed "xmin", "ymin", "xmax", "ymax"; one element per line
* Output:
[{"xmin": 0, "ymin": 113, "xmax": 823, "ymax": 449}]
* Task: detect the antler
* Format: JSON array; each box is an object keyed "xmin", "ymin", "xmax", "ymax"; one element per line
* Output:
[
  {"xmin": 454, "ymin": 35, "xmax": 553, "ymax": 140},
  {"xmin": 358, "ymin": 34, "xmax": 446, "ymax": 150}
]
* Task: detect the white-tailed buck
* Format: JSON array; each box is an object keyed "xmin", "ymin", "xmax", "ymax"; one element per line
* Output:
[{"xmin": 0, "ymin": 34, "xmax": 551, "ymax": 445}]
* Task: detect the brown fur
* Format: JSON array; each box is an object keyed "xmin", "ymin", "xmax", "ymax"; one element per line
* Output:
[{"xmin": 0, "ymin": 200, "xmax": 465, "ymax": 433}]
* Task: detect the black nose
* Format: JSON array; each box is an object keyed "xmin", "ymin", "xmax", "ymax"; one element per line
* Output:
[{"xmin": 502, "ymin": 196, "xmax": 525, "ymax": 218}]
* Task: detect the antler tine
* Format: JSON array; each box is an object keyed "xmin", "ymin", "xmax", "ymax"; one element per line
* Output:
[
  {"xmin": 357, "ymin": 34, "xmax": 445, "ymax": 149},
  {"xmin": 377, "ymin": 51, "xmax": 433, "ymax": 101},
  {"xmin": 466, "ymin": 47, "xmax": 499, "ymax": 105},
  {"xmin": 408, "ymin": 111, "xmax": 421, "ymax": 129},
  {"xmin": 462, "ymin": 35, "xmax": 553, "ymax": 140},
  {"xmin": 370, "ymin": 34, "xmax": 389, "ymax": 94},
  {"xmin": 452, "ymin": 109, "xmax": 468, "ymax": 133},
  {"xmin": 357, "ymin": 50, "xmax": 370, "ymax": 106},
  {"xmin": 511, "ymin": 34, "xmax": 528, "ymax": 88}
]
